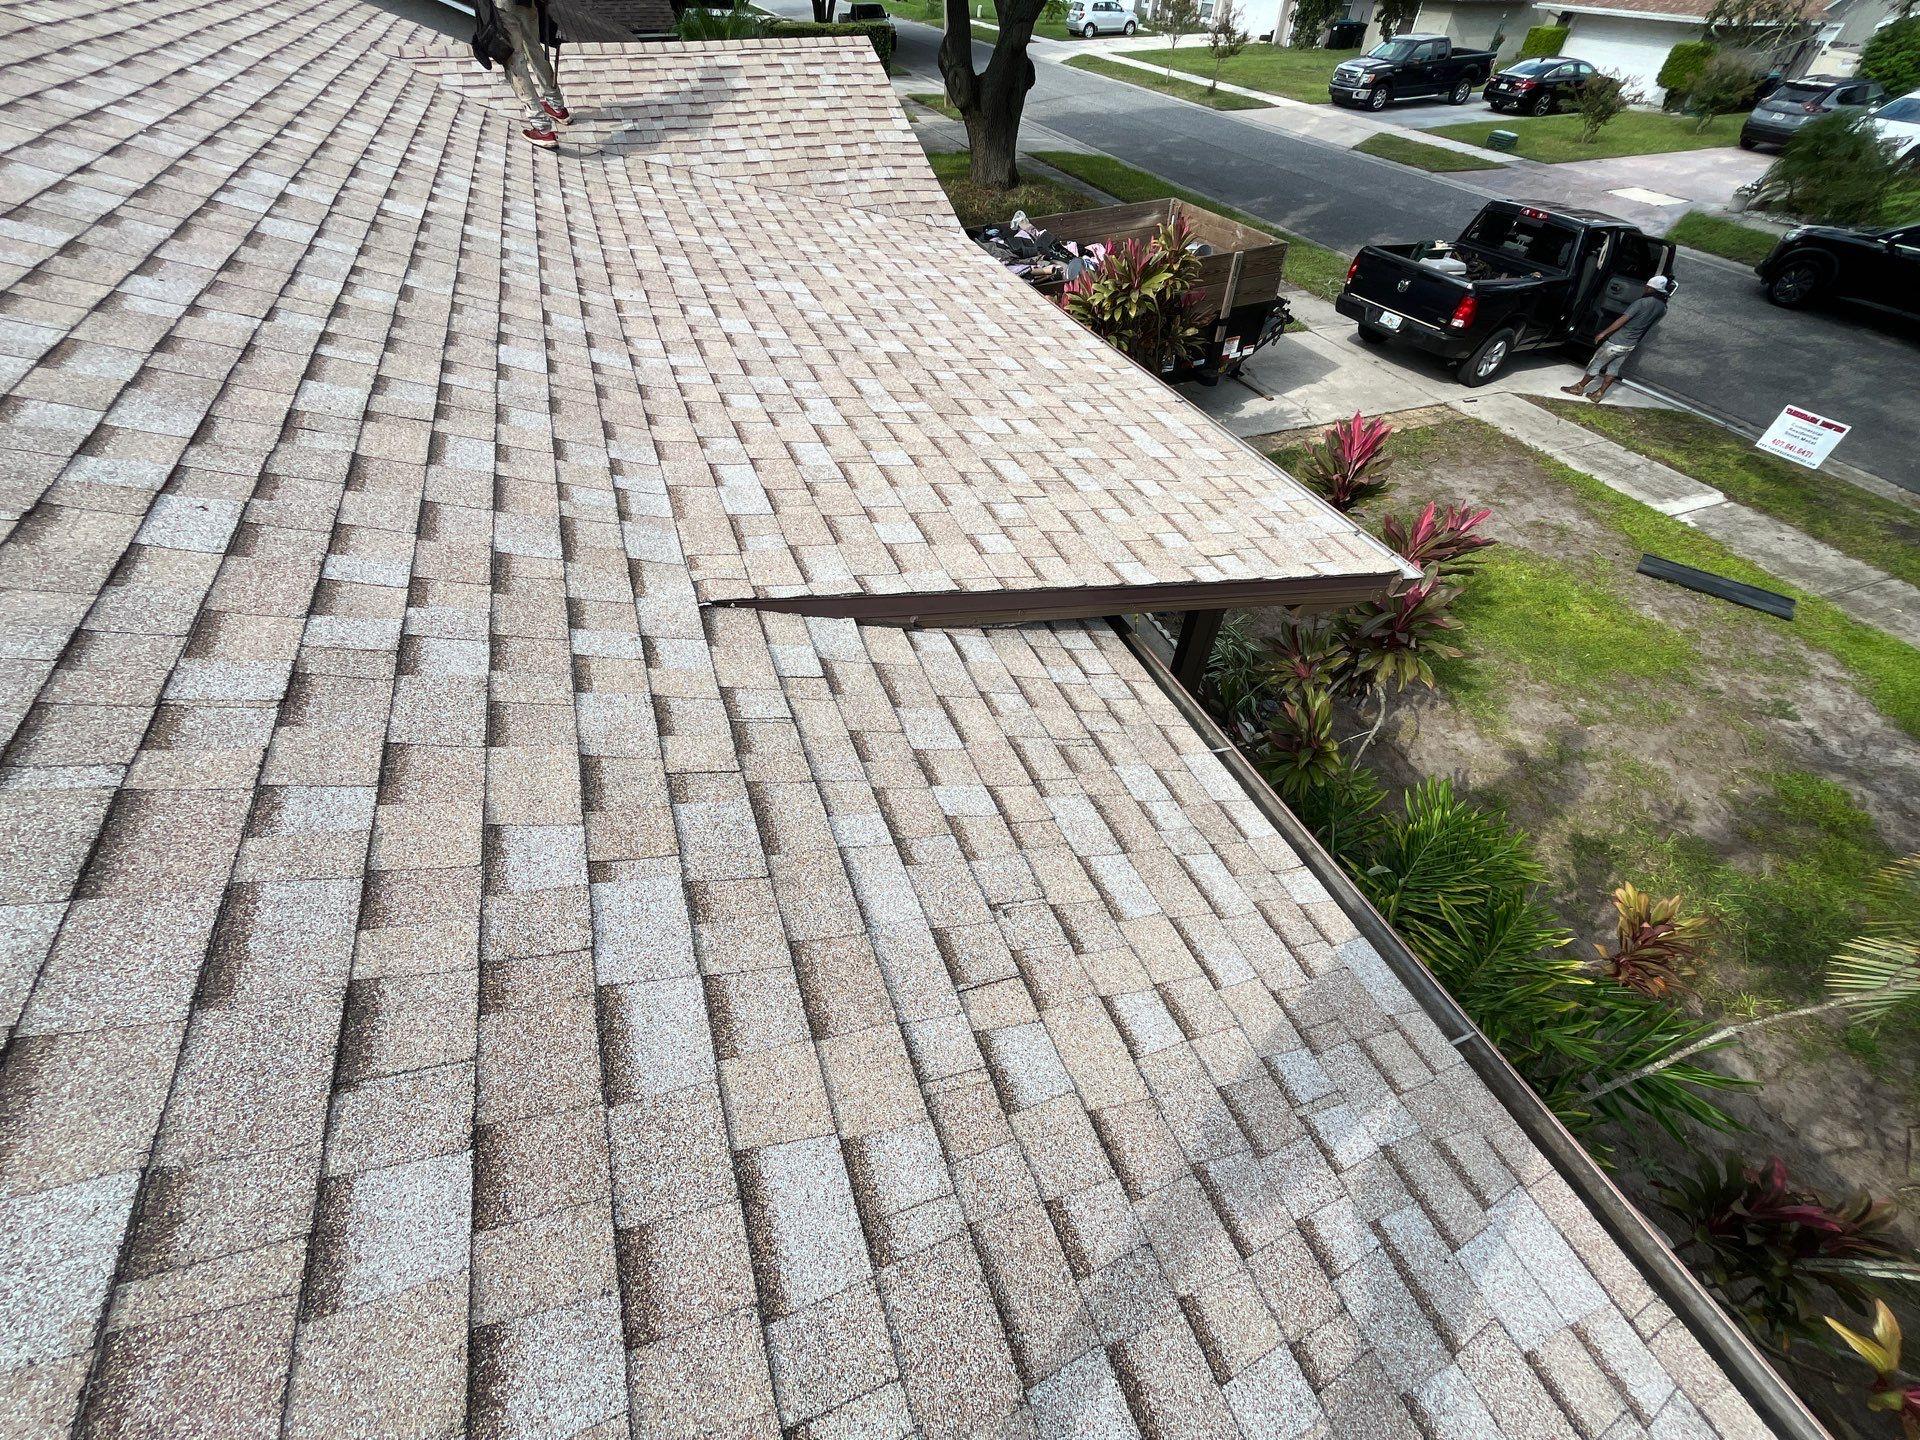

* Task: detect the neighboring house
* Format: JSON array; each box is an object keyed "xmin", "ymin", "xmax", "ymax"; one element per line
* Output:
[
  {"xmin": 1400, "ymin": 0, "xmax": 1535, "ymax": 55},
  {"xmin": 0, "ymin": 5, "xmax": 1815, "ymax": 1438}
]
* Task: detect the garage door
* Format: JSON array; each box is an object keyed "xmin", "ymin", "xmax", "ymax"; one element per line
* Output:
[{"xmin": 1563, "ymin": 15, "xmax": 1686, "ymax": 100}]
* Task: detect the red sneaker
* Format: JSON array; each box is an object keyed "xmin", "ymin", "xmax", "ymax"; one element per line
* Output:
[
  {"xmin": 523, "ymin": 126, "xmax": 558, "ymax": 148},
  {"xmin": 542, "ymin": 99, "xmax": 571, "ymax": 126}
]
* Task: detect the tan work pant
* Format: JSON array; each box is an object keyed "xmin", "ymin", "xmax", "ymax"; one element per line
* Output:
[{"xmin": 502, "ymin": 1, "xmax": 564, "ymax": 128}]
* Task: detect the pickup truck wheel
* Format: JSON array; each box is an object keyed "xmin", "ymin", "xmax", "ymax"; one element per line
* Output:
[
  {"xmin": 1367, "ymin": 86, "xmax": 1389, "ymax": 111},
  {"xmin": 1530, "ymin": 91, "xmax": 1554, "ymax": 115},
  {"xmin": 1765, "ymin": 255, "xmax": 1829, "ymax": 308},
  {"xmin": 1458, "ymin": 328, "xmax": 1515, "ymax": 386},
  {"xmin": 1449, "ymin": 77, "xmax": 1473, "ymax": 104}
]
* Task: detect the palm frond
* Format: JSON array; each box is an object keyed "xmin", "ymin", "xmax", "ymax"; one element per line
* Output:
[{"xmin": 1825, "ymin": 853, "xmax": 1920, "ymax": 1021}]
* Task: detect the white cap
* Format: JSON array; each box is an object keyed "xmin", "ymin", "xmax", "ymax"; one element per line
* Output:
[{"xmin": 1646, "ymin": 274, "xmax": 1672, "ymax": 293}]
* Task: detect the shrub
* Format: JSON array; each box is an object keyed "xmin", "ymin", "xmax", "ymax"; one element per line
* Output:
[
  {"xmin": 1687, "ymin": 51, "xmax": 1762, "ymax": 128},
  {"xmin": 1596, "ymin": 883, "xmax": 1706, "ymax": 998},
  {"xmin": 1658, "ymin": 1154, "xmax": 1907, "ymax": 1350},
  {"xmin": 1059, "ymin": 215, "xmax": 1205, "ymax": 373},
  {"xmin": 1301, "ymin": 412, "xmax": 1394, "ymax": 511},
  {"xmin": 1827, "ymin": 1303, "xmax": 1920, "ymax": 1436},
  {"xmin": 1574, "ymin": 72, "xmax": 1636, "ymax": 144},
  {"xmin": 1860, "ymin": 14, "xmax": 1920, "ymax": 98},
  {"xmin": 1657, "ymin": 39, "xmax": 1716, "ymax": 109},
  {"xmin": 1517, "ymin": 24, "xmax": 1567, "ymax": 59},
  {"xmin": 1260, "ymin": 685, "xmax": 1343, "ymax": 800},
  {"xmin": 1380, "ymin": 501, "xmax": 1495, "ymax": 575},
  {"xmin": 1755, "ymin": 112, "xmax": 1915, "ymax": 227},
  {"xmin": 770, "ymin": 18, "xmax": 896, "ymax": 68},
  {"xmin": 1347, "ymin": 573, "xmax": 1464, "ymax": 693},
  {"xmin": 676, "ymin": 3, "xmax": 768, "ymax": 36},
  {"xmin": 1202, "ymin": 615, "xmax": 1273, "ymax": 735}
]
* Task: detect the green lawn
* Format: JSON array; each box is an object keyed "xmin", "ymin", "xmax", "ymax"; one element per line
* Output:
[
  {"xmin": 925, "ymin": 149, "xmax": 1101, "ymax": 229},
  {"xmin": 1353, "ymin": 131, "xmax": 1504, "ymax": 172},
  {"xmin": 1064, "ymin": 53, "xmax": 1275, "ymax": 109},
  {"xmin": 1535, "ymin": 399, "xmax": 1920, "ymax": 592},
  {"xmin": 1429, "ymin": 109, "xmax": 1744, "ymax": 163},
  {"xmin": 1030, "ymin": 149, "xmax": 1352, "ymax": 300},
  {"xmin": 908, "ymin": 90, "xmax": 960, "ymax": 120},
  {"xmin": 1118, "ymin": 43, "xmax": 1360, "ymax": 102},
  {"xmin": 1666, "ymin": 211, "xmax": 1780, "ymax": 267},
  {"xmin": 1531, "ymin": 438, "xmax": 1920, "ymax": 739}
]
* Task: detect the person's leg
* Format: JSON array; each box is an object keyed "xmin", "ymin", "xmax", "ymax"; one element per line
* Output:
[
  {"xmin": 504, "ymin": 1, "xmax": 564, "ymax": 115},
  {"xmin": 1588, "ymin": 346, "xmax": 1631, "ymax": 402},
  {"xmin": 1563, "ymin": 348, "xmax": 1606, "ymax": 396},
  {"xmin": 504, "ymin": 48, "xmax": 551, "ymax": 133}
]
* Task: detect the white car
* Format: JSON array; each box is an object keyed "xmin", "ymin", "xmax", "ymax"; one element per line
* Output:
[
  {"xmin": 1065, "ymin": 0, "xmax": 1138, "ymax": 36},
  {"xmin": 1866, "ymin": 89, "xmax": 1920, "ymax": 159}
]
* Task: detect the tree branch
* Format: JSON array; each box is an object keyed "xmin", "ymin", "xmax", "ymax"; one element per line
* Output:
[{"xmin": 1581, "ymin": 980, "xmax": 1914, "ymax": 1105}]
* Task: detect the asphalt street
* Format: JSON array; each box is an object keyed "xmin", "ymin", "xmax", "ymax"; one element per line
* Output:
[{"xmin": 897, "ymin": 18, "xmax": 1920, "ymax": 489}]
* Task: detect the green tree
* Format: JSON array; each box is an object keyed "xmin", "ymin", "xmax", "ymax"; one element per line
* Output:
[
  {"xmin": 1288, "ymin": 0, "xmax": 1342, "ymax": 48},
  {"xmin": 1756, "ymin": 112, "xmax": 1917, "ymax": 226},
  {"xmin": 1158, "ymin": 0, "xmax": 1205, "ymax": 67},
  {"xmin": 1861, "ymin": 15, "xmax": 1920, "ymax": 97},
  {"xmin": 1687, "ymin": 51, "xmax": 1760, "ymax": 129},
  {"xmin": 1575, "ymin": 71, "xmax": 1636, "ymax": 144},
  {"xmin": 1205, "ymin": 0, "xmax": 1249, "ymax": 90},
  {"xmin": 1376, "ymin": 0, "xmax": 1419, "ymax": 38}
]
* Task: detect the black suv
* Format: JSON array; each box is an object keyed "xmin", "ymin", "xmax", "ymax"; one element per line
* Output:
[
  {"xmin": 1756, "ymin": 222, "xmax": 1920, "ymax": 318},
  {"xmin": 1484, "ymin": 57, "xmax": 1597, "ymax": 115},
  {"xmin": 1740, "ymin": 76, "xmax": 1886, "ymax": 150}
]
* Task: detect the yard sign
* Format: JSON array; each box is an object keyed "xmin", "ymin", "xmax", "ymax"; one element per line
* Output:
[{"xmin": 1755, "ymin": 405, "xmax": 1850, "ymax": 471}]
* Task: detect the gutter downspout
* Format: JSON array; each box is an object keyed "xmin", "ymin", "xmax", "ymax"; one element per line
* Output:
[{"xmin": 1108, "ymin": 614, "xmax": 1831, "ymax": 1440}]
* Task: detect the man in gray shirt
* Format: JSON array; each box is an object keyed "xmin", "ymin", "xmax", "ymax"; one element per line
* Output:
[{"xmin": 1562, "ymin": 274, "xmax": 1672, "ymax": 404}]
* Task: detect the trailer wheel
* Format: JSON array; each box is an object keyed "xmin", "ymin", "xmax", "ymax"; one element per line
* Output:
[{"xmin": 1458, "ymin": 328, "xmax": 1515, "ymax": 386}]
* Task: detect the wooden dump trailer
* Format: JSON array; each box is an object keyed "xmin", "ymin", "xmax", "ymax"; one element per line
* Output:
[{"xmin": 977, "ymin": 196, "xmax": 1292, "ymax": 382}]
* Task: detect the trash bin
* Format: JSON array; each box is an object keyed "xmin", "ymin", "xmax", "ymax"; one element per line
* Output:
[
  {"xmin": 1327, "ymin": 19, "xmax": 1366, "ymax": 47},
  {"xmin": 1487, "ymin": 129, "xmax": 1518, "ymax": 152}
]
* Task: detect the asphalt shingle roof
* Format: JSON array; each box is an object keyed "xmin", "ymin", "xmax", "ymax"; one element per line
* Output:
[{"xmin": 0, "ymin": 5, "xmax": 1773, "ymax": 1437}]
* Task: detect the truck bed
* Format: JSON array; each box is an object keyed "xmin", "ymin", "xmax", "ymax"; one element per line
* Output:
[{"xmin": 1346, "ymin": 243, "xmax": 1549, "ymax": 330}]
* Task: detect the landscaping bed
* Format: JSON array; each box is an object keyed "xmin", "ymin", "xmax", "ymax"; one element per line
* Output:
[
  {"xmin": 1429, "ymin": 108, "xmax": 1744, "ymax": 162},
  {"xmin": 1112, "ymin": 42, "xmax": 1360, "ymax": 102},
  {"xmin": 1063, "ymin": 53, "xmax": 1275, "ymax": 109},
  {"xmin": 1243, "ymin": 412, "xmax": 1920, "ymax": 1228}
]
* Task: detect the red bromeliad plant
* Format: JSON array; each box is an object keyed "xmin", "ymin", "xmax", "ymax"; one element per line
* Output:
[
  {"xmin": 1301, "ymin": 412, "xmax": 1394, "ymax": 511},
  {"xmin": 1058, "ymin": 216, "xmax": 1205, "ymax": 375},
  {"xmin": 1658, "ymin": 1154, "xmax": 1906, "ymax": 1349},
  {"xmin": 1346, "ymin": 571, "xmax": 1464, "ymax": 693},
  {"xmin": 1381, "ymin": 501, "xmax": 1496, "ymax": 575},
  {"xmin": 1597, "ymin": 883, "xmax": 1707, "ymax": 999}
]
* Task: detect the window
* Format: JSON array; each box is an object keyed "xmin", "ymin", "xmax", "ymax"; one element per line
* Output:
[
  {"xmin": 1461, "ymin": 209, "xmax": 1580, "ymax": 271},
  {"xmin": 1415, "ymin": 40, "xmax": 1443, "ymax": 61},
  {"xmin": 1876, "ymin": 97, "xmax": 1920, "ymax": 122},
  {"xmin": 1771, "ymin": 81, "xmax": 1828, "ymax": 106},
  {"xmin": 1835, "ymin": 84, "xmax": 1866, "ymax": 105}
]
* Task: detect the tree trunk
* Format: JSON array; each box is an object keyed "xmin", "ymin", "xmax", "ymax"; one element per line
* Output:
[{"xmin": 942, "ymin": 0, "xmax": 1041, "ymax": 188}]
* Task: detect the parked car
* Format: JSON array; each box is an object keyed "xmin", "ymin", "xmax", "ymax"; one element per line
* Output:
[
  {"xmin": 1865, "ymin": 89, "xmax": 1920, "ymax": 158},
  {"xmin": 1335, "ymin": 200, "xmax": 1677, "ymax": 384},
  {"xmin": 1483, "ymin": 56, "xmax": 1598, "ymax": 115},
  {"xmin": 1064, "ymin": 0, "xmax": 1137, "ymax": 36},
  {"xmin": 1328, "ymin": 34, "xmax": 1497, "ymax": 110},
  {"xmin": 1755, "ymin": 221, "xmax": 1920, "ymax": 317},
  {"xmin": 1739, "ymin": 75, "xmax": 1887, "ymax": 150}
]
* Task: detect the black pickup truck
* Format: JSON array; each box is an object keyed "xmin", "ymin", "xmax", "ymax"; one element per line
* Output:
[
  {"xmin": 1335, "ymin": 201, "xmax": 1677, "ymax": 385},
  {"xmin": 1328, "ymin": 34, "xmax": 1498, "ymax": 110}
]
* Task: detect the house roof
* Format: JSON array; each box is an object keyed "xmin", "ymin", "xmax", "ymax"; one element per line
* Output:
[
  {"xmin": 1557, "ymin": 0, "xmax": 1823, "ymax": 22},
  {"xmin": 0, "ymin": 5, "xmax": 1779, "ymax": 1438}
]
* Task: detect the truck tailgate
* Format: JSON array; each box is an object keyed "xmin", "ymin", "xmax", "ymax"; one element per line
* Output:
[{"xmin": 1346, "ymin": 247, "xmax": 1467, "ymax": 329}]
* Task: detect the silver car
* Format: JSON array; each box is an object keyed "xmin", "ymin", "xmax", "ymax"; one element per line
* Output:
[{"xmin": 1065, "ymin": 0, "xmax": 1138, "ymax": 36}]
